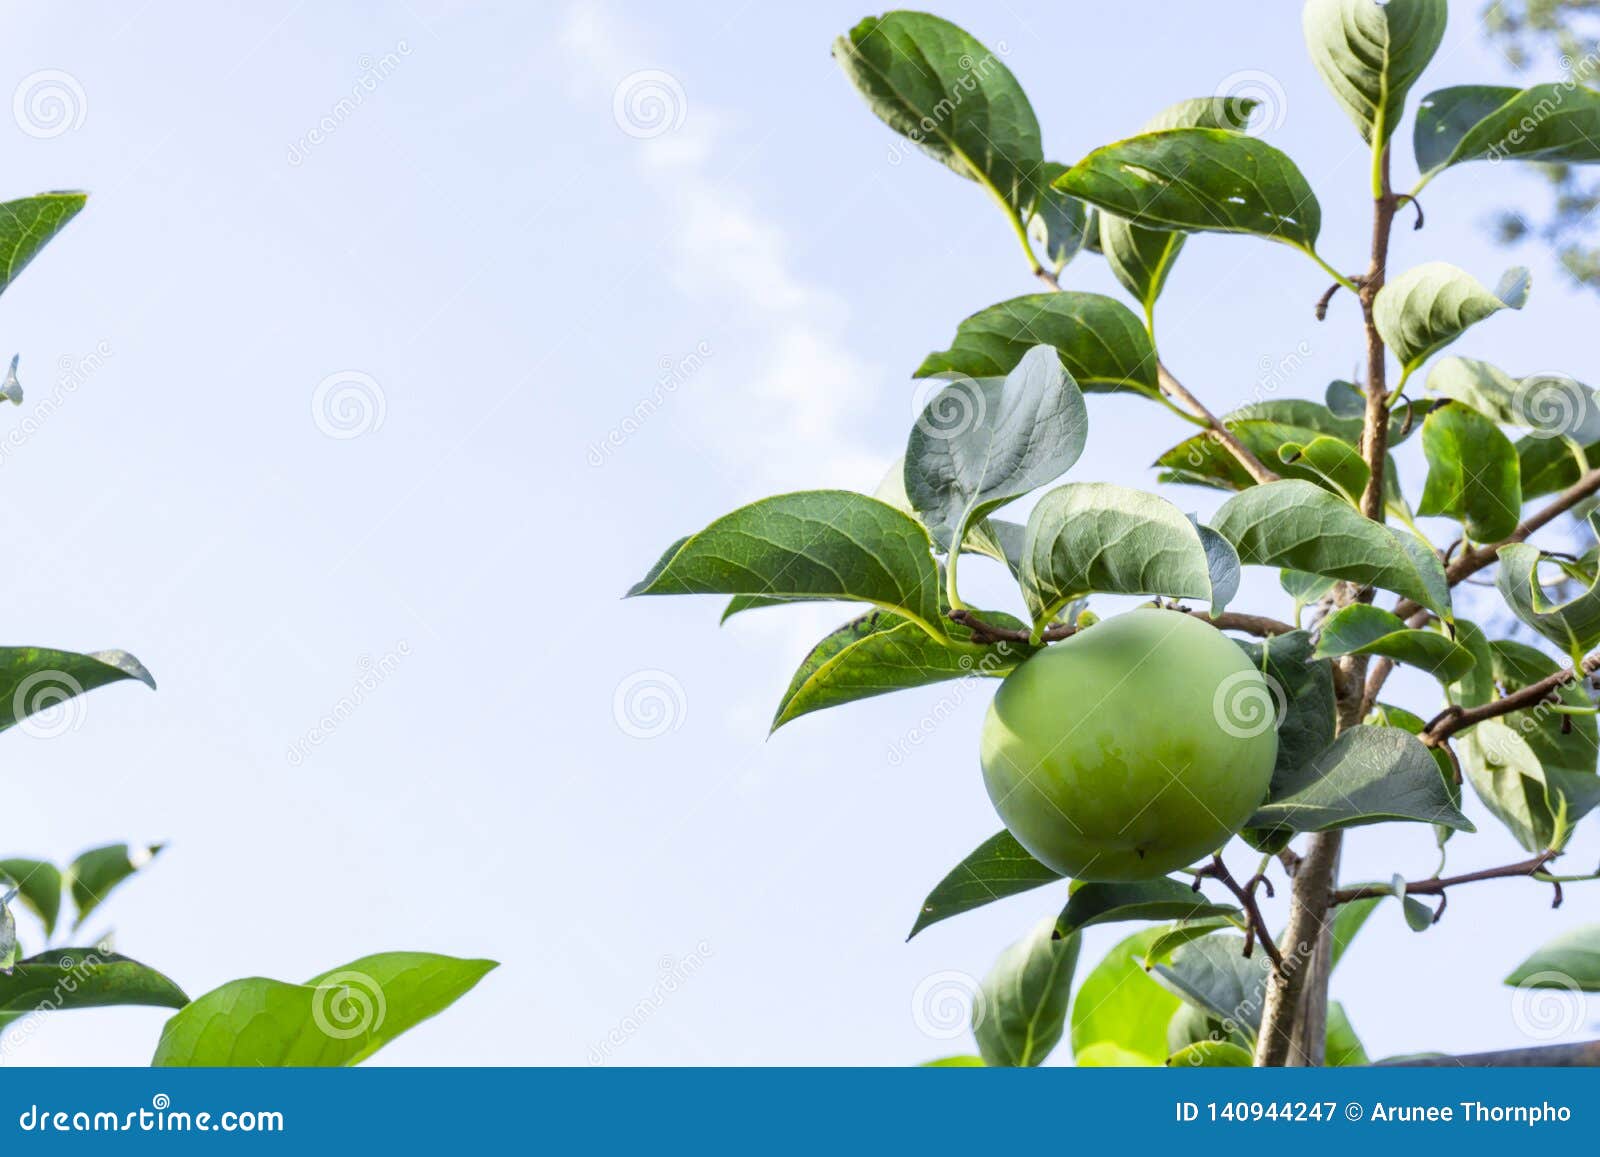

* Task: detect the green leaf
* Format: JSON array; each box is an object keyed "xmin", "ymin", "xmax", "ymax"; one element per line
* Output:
[
  {"xmin": 973, "ymin": 917, "xmax": 1079, "ymax": 1067},
  {"xmin": 1313, "ymin": 604, "xmax": 1477, "ymax": 684},
  {"xmin": 0, "ymin": 647, "xmax": 156, "ymax": 735},
  {"xmin": 1518, "ymin": 434, "xmax": 1600, "ymax": 500},
  {"xmin": 1490, "ymin": 640, "xmax": 1600, "ymax": 809},
  {"xmin": 1234, "ymin": 631, "xmax": 1337, "ymax": 792},
  {"xmin": 152, "ymin": 952, "xmax": 497, "ymax": 1067},
  {"xmin": 909, "ymin": 830, "xmax": 1062, "ymax": 940},
  {"xmin": 922, "ymin": 1054, "xmax": 986, "ymax": 1067},
  {"xmin": 1331, "ymin": 897, "xmax": 1381, "ymax": 970},
  {"xmin": 1248, "ymin": 725, "xmax": 1474, "ymax": 833},
  {"xmin": 0, "ymin": 192, "xmax": 87, "ymax": 297},
  {"xmin": 719, "ymin": 594, "xmax": 795, "ymax": 623},
  {"xmin": 1415, "ymin": 83, "xmax": 1600, "ymax": 184},
  {"xmin": 1027, "ymin": 163, "xmax": 1090, "ymax": 274},
  {"xmin": 1445, "ymin": 617, "xmax": 1497, "ymax": 708},
  {"xmin": 1056, "ymin": 879, "xmax": 1239, "ymax": 939},
  {"xmin": 1373, "ymin": 263, "xmax": 1529, "ymax": 380},
  {"xmin": 1209, "ymin": 480, "xmax": 1451, "ymax": 618},
  {"xmin": 1496, "ymin": 514, "xmax": 1600, "ymax": 656},
  {"xmin": 1020, "ymin": 483, "xmax": 1212, "ymax": 625},
  {"xmin": 1167, "ymin": 1039, "xmax": 1254, "ymax": 1067},
  {"xmin": 1070, "ymin": 928, "xmax": 1179, "ymax": 1065},
  {"xmin": 1193, "ymin": 519, "xmax": 1241, "ymax": 616},
  {"xmin": 1389, "ymin": 874, "xmax": 1436, "ymax": 932},
  {"xmin": 1303, "ymin": 0, "xmax": 1448, "ymax": 146},
  {"xmin": 773, "ymin": 609, "xmax": 1030, "ymax": 732},
  {"xmin": 1142, "ymin": 918, "xmax": 1245, "ymax": 967},
  {"xmin": 1459, "ymin": 720, "xmax": 1571, "ymax": 853},
  {"xmin": 1326, "ymin": 1001, "xmax": 1370, "ymax": 1066},
  {"xmin": 68, "ymin": 843, "xmax": 162, "ymax": 929},
  {"xmin": 1418, "ymin": 403, "xmax": 1522, "ymax": 542},
  {"xmin": 905, "ymin": 345, "xmax": 1087, "ymax": 553},
  {"xmin": 915, "ymin": 292, "xmax": 1159, "ymax": 397},
  {"xmin": 0, "ymin": 858, "xmax": 61, "ymax": 937},
  {"xmin": 1278, "ymin": 435, "xmax": 1369, "ymax": 506},
  {"xmin": 627, "ymin": 491, "xmax": 944, "ymax": 638},
  {"xmin": 0, "ymin": 901, "xmax": 15, "ymax": 971},
  {"xmin": 1057, "ymin": 129, "xmax": 1322, "ymax": 251},
  {"xmin": 0, "ymin": 949, "xmax": 187, "ymax": 1013},
  {"xmin": 963, "ymin": 518, "xmax": 1026, "ymax": 575},
  {"xmin": 1428, "ymin": 356, "xmax": 1600, "ymax": 445},
  {"xmin": 833, "ymin": 13, "xmax": 1043, "ymax": 223},
  {"xmin": 1505, "ymin": 925, "xmax": 1600, "ymax": 991},
  {"xmin": 1099, "ymin": 95, "xmax": 1256, "ymax": 317},
  {"xmin": 1149, "ymin": 935, "xmax": 1270, "ymax": 1040}
]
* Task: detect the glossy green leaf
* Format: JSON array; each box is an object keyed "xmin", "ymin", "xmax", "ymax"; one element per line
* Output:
[
  {"xmin": 973, "ymin": 916, "xmax": 1079, "ymax": 1067},
  {"xmin": 964, "ymin": 518, "xmax": 1025, "ymax": 575},
  {"xmin": 152, "ymin": 952, "xmax": 497, "ymax": 1067},
  {"xmin": 1234, "ymin": 631, "xmax": 1337, "ymax": 791},
  {"xmin": 0, "ymin": 901, "xmax": 15, "ymax": 971},
  {"xmin": 1248, "ymin": 725, "xmax": 1473, "ymax": 833},
  {"xmin": 915, "ymin": 292, "xmax": 1159, "ymax": 397},
  {"xmin": 0, "ymin": 949, "xmax": 187, "ymax": 1013},
  {"xmin": 833, "ymin": 13, "xmax": 1042, "ymax": 220},
  {"xmin": 1415, "ymin": 83, "xmax": 1600, "ymax": 183},
  {"xmin": 1313, "ymin": 604, "xmax": 1476, "ymax": 684},
  {"xmin": 1167, "ymin": 1039, "xmax": 1254, "ymax": 1067},
  {"xmin": 1387, "ymin": 874, "xmax": 1436, "ymax": 932},
  {"xmin": 1070, "ymin": 929, "xmax": 1179, "ymax": 1065},
  {"xmin": 1166, "ymin": 992, "xmax": 1254, "ymax": 1056},
  {"xmin": 1020, "ymin": 483, "xmax": 1212, "ymax": 625},
  {"xmin": 1517, "ymin": 433, "xmax": 1599, "ymax": 500},
  {"xmin": 1459, "ymin": 720, "xmax": 1568, "ymax": 853},
  {"xmin": 1505, "ymin": 925, "xmax": 1600, "ymax": 991},
  {"xmin": 922, "ymin": 1054, "xmax": 986, "ymax": 1067},
  {"xmin": 1057, "ymin": 879, "xmax": 1239, "ymax": 939},
  {"xmin": 1496, "ymin": 514, "xmax": 1600, "ymax": 656},
  {"xmin": 1099, "ymin": 95, "xmax": 1256, "ymax": 316},
  {"xmin": 1373, "ymin": 263, "xmax": 1529, "ymax": 379},
  {"xmin": 773, "ymin": 609, "xmax": 1030, "ymax": 732},
  {"xmin": 69, "ymin": 843, "xmax": 162, "ymax": 930},
  {"xmin": 909, "ymin": 830, "xmax": 1062, "ymax": 940},
  {"xmin": 0, "ymin": 647, "xmax": 155, "ymax": 735},
  {"xmin": 0, "ymin": 858, "xmax": 61, "ymax": 937},
  {"xmin": 1150, "ymin": 935, "xmax": 1270, "ymax": 1040},
  {"xmin": 1056, "ymin": 129, "xmax": 1322, "ymax": 251},
  {"xmin": 1491, "ymin": 640, "xmax": 1600, "ymax": 800},
  {"xmin": 1209, "ymin": 480, "xmax": 1451, "ymax": 618},
  {"xmin": 1445, "ymin": 618, "xmax": 1497, "ymax": 709},
  {"xmin": 1142, "ymin": 918, "xmax": 1245, "ymax": 967},
  {"xmin": 1303, "ymin": 0, "xmax": 1447, "ymax": 145},
  {"xmin": 0, "ymin": 192, "xmax": 87, "ymax": 297},
  {"xmin": 1418, "ymin": 403, "xmax": 1522, "ymax": 541},
  {"xmin": 1427, "ymin": 356, "xmax": 1600, "ymax": 445},
  {"xmin": 905, "ymin": 345, "xmax": 1087, "ymax": 553},
  {"xmin": 1278, "ymin": 435, "xmax": 1370, "ymax": 506},
  {"xmin": 628, "ymin": 491, "xmax": 944, "ymax": 638}
]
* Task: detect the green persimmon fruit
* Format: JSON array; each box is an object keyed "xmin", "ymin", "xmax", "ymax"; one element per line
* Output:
[{"xmin": 980, "ymin": 609, "xmax": 1277, "ymax": 881}]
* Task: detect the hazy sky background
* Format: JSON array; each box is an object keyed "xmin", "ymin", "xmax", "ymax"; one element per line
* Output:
[{"xmin": 0, "ymin": 0, "xmax": 1594, "ymax": 1065}]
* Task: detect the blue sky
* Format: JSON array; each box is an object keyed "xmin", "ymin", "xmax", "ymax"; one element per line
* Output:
[{"xmin": 0, "ymin": 0, "xmax": 1594, "ymax": 1065}]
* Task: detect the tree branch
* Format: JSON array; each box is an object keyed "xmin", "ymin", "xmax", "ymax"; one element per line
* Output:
[
  {"xmin": 1380, "ymin": 1041, "xmax": 1600, "ymax": 1067},
  {"xmin": 1156, "ymin": 362, "xmax": 1281, "ymax": 485},
  {"xmin": 1422, "ymin": 650, "xmax": 1600, "ymax": 745},
  {"xmin": 1195, "ymin": 854, "xmax": 1283, "ymax": 968},
  {"xmin": 1393, "ymin": 465, "xmax": 1600, "ymax": 618},
  {"xmin": 947, "ymin": 607, "xmax": 1296, "ymax": 646},
  {"xmin": 1331, "ymin": 850, "xmax": 1559, "ymax": 905}
]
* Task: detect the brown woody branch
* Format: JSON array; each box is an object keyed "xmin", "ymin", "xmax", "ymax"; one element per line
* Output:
[
  {"xmin": 1331, "ymin": 850, "xmax": 1559, "ymax": 906},
  {"xmin": 1156, "ymin": 362, "xmax": 1282, "ymax": 485},
  {"xmin": 1421, "ymin": 650, "xmax": 1600, "ymax": 745},
  {"xmin": 1195, "ymin": 854, "xmax": 1283, "ymax": 969},
  {"xmin": 1380, "ymin": 1041, "xmax": 1600, "ymax": 1067}
]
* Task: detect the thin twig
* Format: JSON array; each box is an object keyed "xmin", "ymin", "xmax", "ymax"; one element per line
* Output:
[
  {"xmin": 1156, "ymin": 362, "xmax": 1282, "ymax": 485},
  {"xmin": 1331, "ymin": 850, "xmax": 1559, "ymax": 905},
  {"xmin": 1197, "ymin": 854, "xmax": 1283, "ymax": 968},
  {"xmin": 946, "ymin": 607, "xmax": 1297, "ymax": 646},
  {"xmin": 1422, "ymin": 651, "xmax": 1600, "ymax": 744}
]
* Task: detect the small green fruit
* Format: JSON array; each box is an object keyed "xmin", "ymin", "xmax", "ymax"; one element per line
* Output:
[{"xmin": 980, "ymin": 609, "xmax": 1277, "ymax": 881}]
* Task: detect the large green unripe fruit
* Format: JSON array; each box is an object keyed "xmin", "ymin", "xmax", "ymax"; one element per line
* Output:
[{"xmin": 981, "ymin": 609, "xmax": 1277, "ymax": 881}]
